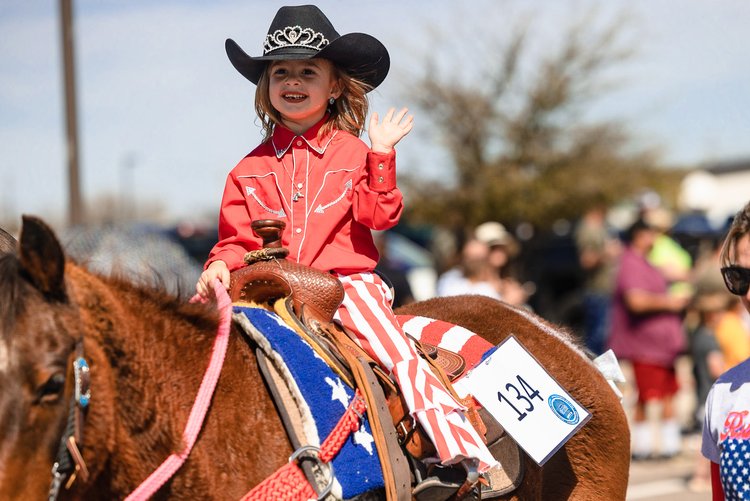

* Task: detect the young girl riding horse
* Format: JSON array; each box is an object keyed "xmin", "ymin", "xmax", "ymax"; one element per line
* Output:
[{"xmin": 195, "ymin": 3, "xmax": 496, "ymax": 488}]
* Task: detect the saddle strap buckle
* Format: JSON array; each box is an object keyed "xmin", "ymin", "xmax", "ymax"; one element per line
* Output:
[
  {"xmin": 289, "ymin": 445, "xmax": 335, "ymax": 500},
  {"xmin": 396, "ymin": 414, "xmax": 416, "ymax": 446}
]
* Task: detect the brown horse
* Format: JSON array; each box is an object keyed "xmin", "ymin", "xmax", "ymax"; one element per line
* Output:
[{"xmin": 0, "ymin": 216, "xmax": 629, "ymax": 500}]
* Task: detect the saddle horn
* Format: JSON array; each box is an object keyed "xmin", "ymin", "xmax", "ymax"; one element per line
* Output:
[
  {"xmin": 229, "ymin": 219, "xmax": 344, "ymax": 325},
  {"xmin": 251, "ymin": 219, "xmax": 285, "ymax": 248}
]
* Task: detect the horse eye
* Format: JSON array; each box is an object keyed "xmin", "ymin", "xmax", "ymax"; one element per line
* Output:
[{"xmin": 36, "ymin": 372, "xmax": 66, "ymax": 404}]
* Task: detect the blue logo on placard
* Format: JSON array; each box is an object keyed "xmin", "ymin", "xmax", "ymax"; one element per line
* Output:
[{"xmin": 548, "ymin": 394, "xmax": 579, "ymax": 425}]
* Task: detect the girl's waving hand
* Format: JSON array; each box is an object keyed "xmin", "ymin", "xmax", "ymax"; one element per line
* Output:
[{"xmin": 369, "ymin": 107, "xmax": 414, "ymax": 153}]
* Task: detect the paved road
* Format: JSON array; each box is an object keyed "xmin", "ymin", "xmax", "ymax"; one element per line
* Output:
[{"xmin": 626, "ymin": 432, "xmax": 711, "ymax": 500}]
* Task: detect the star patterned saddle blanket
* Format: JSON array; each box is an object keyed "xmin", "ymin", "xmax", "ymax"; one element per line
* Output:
[{"xmin": 233, "ymin": 305, "xmax": 384, "ymax": 499}]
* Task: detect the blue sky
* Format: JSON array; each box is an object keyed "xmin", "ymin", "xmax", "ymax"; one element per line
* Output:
[{"xmin": 1, "ymin": 0, "xmax": 749, "ymax": 226}]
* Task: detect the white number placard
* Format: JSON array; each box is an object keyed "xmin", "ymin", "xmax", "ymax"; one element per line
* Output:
[{"xmin": 453, "ymin": 335, "xmax": 590, "ymax": 465}]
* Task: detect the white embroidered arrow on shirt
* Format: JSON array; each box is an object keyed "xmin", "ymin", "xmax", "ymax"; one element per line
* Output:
[
  {"xmin": 315, "ymin": 180, "xmax": 352, "ymax": 214},
  {"xmin": 246, "ymin": 186, "xmax": 286, "ymax": 218}
]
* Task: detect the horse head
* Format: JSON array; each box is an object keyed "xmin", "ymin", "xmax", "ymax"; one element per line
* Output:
[{"xmin": 0, "ymin": 216, "xmax": 83, "ymax": 500}]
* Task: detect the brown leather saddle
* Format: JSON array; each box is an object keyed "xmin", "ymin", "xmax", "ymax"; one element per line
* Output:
[
  {"xmin": 230, "ymin": 220, "xmax": 523, "ymax": 500},
  {"xmin": 230, "ymin": 220, "xmax": 466, "ymax": 381}
]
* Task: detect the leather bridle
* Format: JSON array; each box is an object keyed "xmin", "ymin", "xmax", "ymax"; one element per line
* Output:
[{"xmin": 48, "ymin": 340, "xmax": 91, "ymax": 501}]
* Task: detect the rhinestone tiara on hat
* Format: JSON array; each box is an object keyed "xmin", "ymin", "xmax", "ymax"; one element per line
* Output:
[{"xmin": 263, "ymin": 26, "xmax": 329, "ymax": 54}]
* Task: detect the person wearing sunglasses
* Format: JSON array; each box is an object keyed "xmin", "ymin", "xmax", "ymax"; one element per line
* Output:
[{"xmin": 701, "ymin": 201, "xmax": 750, "ymax": 500}]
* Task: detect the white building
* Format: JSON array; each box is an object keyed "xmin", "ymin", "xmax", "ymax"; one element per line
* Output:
[{"xmin": 680, "ymin": 158, "xmax": 750, "ymax": 227}]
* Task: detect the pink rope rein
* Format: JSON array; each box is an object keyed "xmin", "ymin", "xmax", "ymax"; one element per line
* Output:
[{"xmin": 125, "ymin": 279, "xmax": 232, "ymax": 500}]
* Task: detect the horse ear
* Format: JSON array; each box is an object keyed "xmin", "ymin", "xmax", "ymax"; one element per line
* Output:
[
  {"xmin": 0, "ymin": 226, "xmax": 17, "ymax": 255},
  {"xmin": 19, "ymin": 215, "xmax": 67, "ymax": 301}
]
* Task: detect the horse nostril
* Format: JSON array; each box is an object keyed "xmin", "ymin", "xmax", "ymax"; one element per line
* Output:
[{"xmin": 36, "ymin": 372, "xmax": 66, "ymax": 404}]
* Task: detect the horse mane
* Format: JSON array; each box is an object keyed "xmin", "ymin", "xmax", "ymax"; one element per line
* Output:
[
  {"xmin": 69, "ymin": 263, "xmax": 220, "ymax": 337},
  {"xmin": 68, "ymin": 252, "xmax": 195, "ymax": 298},
  {"xmin": 0, "ymin": 253, "xmax": 23, "ymax": 336},
  {"xmin": 0, "ymin": 254, "xmax": 219, "ymax": 345}
]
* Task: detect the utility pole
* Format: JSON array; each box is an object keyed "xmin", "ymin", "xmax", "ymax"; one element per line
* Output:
[{"xmin": 60, "ymin": 0, "xmax": 84, "ymax": 225}]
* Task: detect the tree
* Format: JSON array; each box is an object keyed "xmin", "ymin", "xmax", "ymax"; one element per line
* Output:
[{"xmin": 399, "ymin": 9, "xmax": 684, "ymax": 231}]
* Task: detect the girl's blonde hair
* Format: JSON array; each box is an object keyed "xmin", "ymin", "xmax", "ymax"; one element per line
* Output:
[{"xmin": 254, "ymin": 59, "xmax": 373, "ymax": 141}]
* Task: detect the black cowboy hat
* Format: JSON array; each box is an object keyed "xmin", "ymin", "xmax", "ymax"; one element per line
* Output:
[{"xmin": 226, "ymin": 5, "xmax": 390, "ymax": 90}]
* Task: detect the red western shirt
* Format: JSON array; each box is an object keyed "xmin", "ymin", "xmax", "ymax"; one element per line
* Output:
[{"xmin": 206, "ymin": 118, "xmax": 403, "ymax": 274}]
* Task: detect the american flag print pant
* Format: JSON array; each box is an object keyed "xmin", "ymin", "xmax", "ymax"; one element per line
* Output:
[{"xmin": 334, "ymin": 272, "xmax": 497, "ymax": 472}]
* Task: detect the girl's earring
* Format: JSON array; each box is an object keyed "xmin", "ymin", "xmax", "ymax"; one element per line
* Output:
[{"xmin": 328, "ymin": 97, "xmax": 335, "ymax": 106}]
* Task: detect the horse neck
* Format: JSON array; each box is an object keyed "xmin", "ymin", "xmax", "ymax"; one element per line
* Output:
[
  {"xmin": 72, "ymin": 268, "xmax": 217, "ymax": 377},
  {"xmin": 68, "ymin": 265, "xmax": 228, "ymax": 493}
]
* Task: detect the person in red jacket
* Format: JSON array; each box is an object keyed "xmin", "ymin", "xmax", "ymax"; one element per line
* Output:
[{"xmin": 195, "ymin": 4, "xmax": 496, "ymax": 486}]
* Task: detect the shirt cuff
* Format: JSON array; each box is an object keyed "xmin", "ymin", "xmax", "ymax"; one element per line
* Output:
[{"xmin": 367, "ymin": 150, "xmax": 397, "ymax": 193}]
